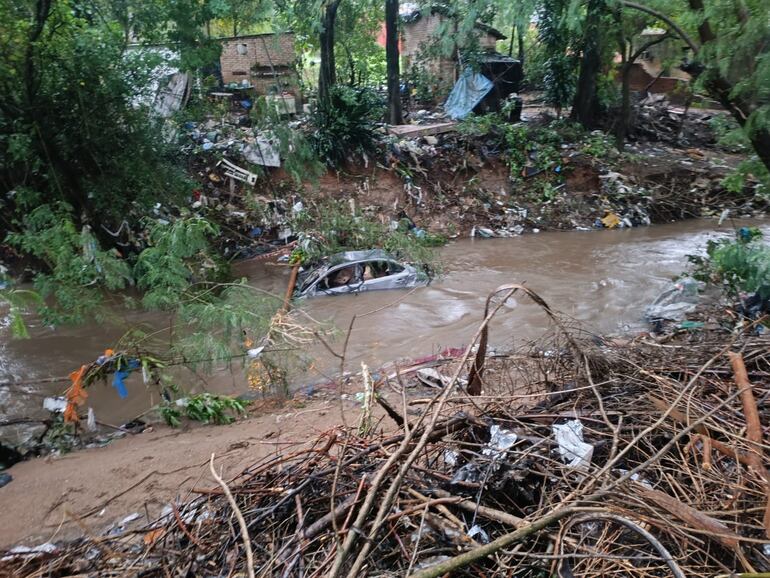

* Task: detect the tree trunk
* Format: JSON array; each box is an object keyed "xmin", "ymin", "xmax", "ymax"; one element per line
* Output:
[
  {"xmin": 385, "ymin": 0, "xmax": 403, "ymax": 124},
  {"xmin": 616, "ymin": 32, "xmax": 671, "ymax": 150},
  {"xmin": 318, "ymin": 0, "xmax": 341, "ymax": 104},
  {"xmin": 616, "ymin": 62, "xmax": 631, "ymax": 150},
  {"xmin": 517, "ymin": 27, "xmax": 525, "ymax": 68},
  {"xmin": 571, "ymin": 0, "xmax": 603, "ymax": 128}
]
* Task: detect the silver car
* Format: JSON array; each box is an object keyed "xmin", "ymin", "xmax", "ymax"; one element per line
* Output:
[{"xmin": 295, "ymin": 250, "xmax": 429, "ymax": 298}]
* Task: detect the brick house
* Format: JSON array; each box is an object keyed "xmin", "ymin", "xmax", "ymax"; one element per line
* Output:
[
  {"xmin": 624, "ymin": 28, "xmax": 691, "ymax": 101},
  {"xmin": 401, "ymin": 7, "xmax": 505, "ymax": 97},
  {"xmin": 219, "ymin": 33, "xmax": 298, "ymax": 97}
]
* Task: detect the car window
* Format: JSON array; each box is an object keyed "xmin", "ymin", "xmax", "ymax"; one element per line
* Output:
[
  {"xmin": 387, "ymin": 261, "xmax": 405, "ymax": 274},
  {"xmin": 363, "ymin": 260, "xmax": 404, "ymax": 281},
  {"xmin": 318, "ymin": 264, "xmax": 362, "ymax": 291}
]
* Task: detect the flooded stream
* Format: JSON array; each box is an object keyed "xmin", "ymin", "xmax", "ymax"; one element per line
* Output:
[{"xmin": 1, "ymin": 218, "xmax": 768, "ymax": 428}]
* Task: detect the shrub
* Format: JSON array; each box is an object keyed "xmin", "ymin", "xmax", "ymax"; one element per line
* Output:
[
  {"xmin": 688, "ymin": 228, "xmax": 770, "ymax": 298},
  {"xmin": 160, "ymin": 393, "xmax": 247, "ymax": 427},
  {"xmin": 310, "ymin": 86, "xmax": 383, "ymax": 167}
]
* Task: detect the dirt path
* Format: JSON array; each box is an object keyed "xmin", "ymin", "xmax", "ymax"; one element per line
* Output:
[{"xmin": 0, "ymin": 397, "xmax": 371, "ymax": 549}]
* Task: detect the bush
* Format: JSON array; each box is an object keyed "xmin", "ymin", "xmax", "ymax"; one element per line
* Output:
[
  {"xmin": 310, "ymin": 86, "xmax": 383, "ymax": 167},
  {"xmin": 688, "ymin": 228, "xmax": 770, "ymax": 298},
  {"xmin": 160, "ymin": 393, "xmax": 247, "ymax": 427}
]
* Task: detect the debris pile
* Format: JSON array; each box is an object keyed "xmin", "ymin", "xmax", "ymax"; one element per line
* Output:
[
  {"xmin": 7, "ymin": 286, "xmax": 769, "ymax": 578},
  {"xmin": 633, "ymin": 94, "xmax": 717, "ymax": 147}
]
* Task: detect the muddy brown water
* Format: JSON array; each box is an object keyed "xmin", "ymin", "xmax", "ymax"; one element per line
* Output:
[{"xmin": 1, "ymin": 218, "xmax": 768, "ymax": 432}]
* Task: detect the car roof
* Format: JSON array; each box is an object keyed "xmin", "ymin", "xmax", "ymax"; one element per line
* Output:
[{"xmin": 327, "ymin": 249, "xmax": 397, "ymax": 267}]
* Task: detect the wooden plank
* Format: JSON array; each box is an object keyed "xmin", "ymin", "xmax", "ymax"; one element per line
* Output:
[{"xmin": 387, "ymin": 122, "xmax": 457, "ymax": 138}]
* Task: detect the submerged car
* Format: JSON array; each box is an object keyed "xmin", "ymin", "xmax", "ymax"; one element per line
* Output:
[{"xmin": 295, "ymin": 250, "xmax": 430, "ymax": 298}]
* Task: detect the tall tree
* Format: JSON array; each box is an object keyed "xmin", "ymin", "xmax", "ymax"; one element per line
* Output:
[
  {"xmin": 570, "ymin": 0, "xmax": 605, "ymax": 127},
  {"xmin": 539, "ymin": 0, "xmax": 575, "ymax": 116},
  {"xmin": 318, "ymin": 0, "xmax": 342, "ymax": 102},
  {"xmin": 385, "ymin": 0, "xmax": 403, "ymax": 124}
]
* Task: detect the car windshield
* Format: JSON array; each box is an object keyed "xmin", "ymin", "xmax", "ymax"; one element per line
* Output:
[
  {"xmin": 317, "ymin": 264, "xmax": 362, "ymax": 290},
  {"xmin": 298, "ymin": 268, "xmax": 324, "ymax": 292}
]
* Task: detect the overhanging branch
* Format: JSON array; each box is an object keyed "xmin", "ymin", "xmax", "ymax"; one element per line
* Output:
[{"xmin": 619, "ymin": 1, "xmax": 700, "ymax": 53}]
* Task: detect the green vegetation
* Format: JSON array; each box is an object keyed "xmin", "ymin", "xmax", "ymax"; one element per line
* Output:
[
  {"xmin": 457, "ymin": 114, "xmax": 616, "ymax": 183},
  {"xmin": 291, "ymin": 199, "xmax": 444, "ymax": 267},
  {"xmin": 0, "ymin": 0, "xmax": 768, "ymax": 425},
  {"xmin": 159, "ymin": 393, "xmax": 248, "ymax": 427},
  {"xmin": 310, "ymin": 86, "xmax": 383, "ymax": 167},
  {"xmin": 688, "ymin": 228, "xmax": 770, "ymax": 299}
]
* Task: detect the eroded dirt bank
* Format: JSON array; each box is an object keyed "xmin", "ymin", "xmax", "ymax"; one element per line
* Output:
[{"xmin": 0, "ymin": 397, "xmax": 369, "ymax": 549}]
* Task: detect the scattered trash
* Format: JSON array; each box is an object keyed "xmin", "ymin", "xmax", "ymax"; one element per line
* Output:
[
  {"xmin": 553, "ymin": 419, "xmax": 594, "ymax": 470},
  {"xmin": 601, "ymin": 212, "xmax": 621, "ymax": 229},
  {"xmin": 8, "ymin": 327, "xmax": 770, "ymax": 578},
  {"xmin": 247, "ymin": 346, "xmax": 265, "ymax": 358},
  {"xmin": 443, "ymin": 449, "xmax": 459, "ymax": 467},
  {"xmin": 444, "ymin": 68, "xmax": 494, "ymax": 120},
  {"xmin": 416, "ymin": 368, "xmax": 451, "ymax": 388},
  {"xmin": 467, "ymin": 524, "xmax": 490, "ymax": 543},
  {"xmin": 0, "ymin": 472, "xmax": 12, "ymax": 488},
  {"xmin": 677, "ymin": 320, "xmax": 704, "ymax": 331},
  {"xmin": 218, "ymin": 158, "xmax": 258, "ymax": 186},
  {"xmin": 43, "ymin": 397, "xmax": 67, "ymax": 413},
  {"xmin": 2, "ymin": 542, "xmax": 57, "ymax": 561},
  {"xmin": 482, "ymin": 424, "xmax": 518, "ymax": 458},
  {"xmin": 87, "ymin": 407, "xmax": 97, "ymax": 432},
  {"xmin": 645, "ymin": 278, "xmax": 701, "ymax": 322}
]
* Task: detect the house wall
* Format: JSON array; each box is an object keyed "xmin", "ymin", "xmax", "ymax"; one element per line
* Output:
[
  {"xmin": 402, "ymin": 14, "xmax": 499, "ymax": 99},
  {"xmin": 632, "ymin": 35, "xmax": 691, "ymax": 82},
  {"xmin": 219, "ymin": 33, "xmax": 298, "ymax": 95},
  {"xmin": 627, "ymin": 62, "xmax": 689, "ymax": 103}
]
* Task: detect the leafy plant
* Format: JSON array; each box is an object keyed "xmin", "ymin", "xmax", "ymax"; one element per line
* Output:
[
  {"xmin": 311, "ymin": 85, "xmax": 383, "ymax": 167},
  {"xmin": 0, "ymin": 268, "xmax": 41, "ymax": 338},
  {"xmin": 7, "ymin": 204, "xmax": 132, "ymax": 325},
  {"xmin": 688, "ymin": 228, "xmax": 770, "ymax": 298},
  {"xmin": 134, "ymin": 216, "xmax": 225, "ymax": 310},
  {"xmin": 160, "ymin": 393, "xmax": 248, "ymax": 427},
  {"xmin": 721, "ymin": 158, "xmax": 770, "ymax": 198}
]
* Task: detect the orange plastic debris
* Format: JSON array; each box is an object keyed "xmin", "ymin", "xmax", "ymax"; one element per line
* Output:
[
  {"xmin": 63, "ymin": 364, "xmax": 89, "ymax": 423},
  {"xmin": 143, "ymin": 527, "xmax": 165, "ymax": 546}
]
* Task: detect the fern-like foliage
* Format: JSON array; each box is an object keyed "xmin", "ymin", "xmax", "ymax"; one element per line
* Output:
[
  {"xmin": 135, "ymin": 217, "xmax": 224, "ymax": 310},
  {"xmin": 7, "ymin": 203, "xmax": 131, "ymax": 325}
]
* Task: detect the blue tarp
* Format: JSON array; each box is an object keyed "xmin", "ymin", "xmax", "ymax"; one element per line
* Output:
[{"xmin": 444, "ymin": 69, "xmax": 494, "ymax": 120}]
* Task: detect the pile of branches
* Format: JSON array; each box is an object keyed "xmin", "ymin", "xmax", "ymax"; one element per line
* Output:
[{"xmin": 6, "ymin": 286, "xmax": 770, "ymax": 578}]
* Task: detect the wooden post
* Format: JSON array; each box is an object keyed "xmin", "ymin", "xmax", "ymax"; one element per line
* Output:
[{"xmin": 282, "ymin": 264, "xmax": 300, "ymax": 312}]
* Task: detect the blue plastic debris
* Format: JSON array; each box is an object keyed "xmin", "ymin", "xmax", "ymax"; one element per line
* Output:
[
  {"xmin": 444, "ymin": 68, "xmax": 494, "ymax": 120},
  {"xmin": 112, "ymin": 359, "xmax": 141, "ymax": 399}
]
